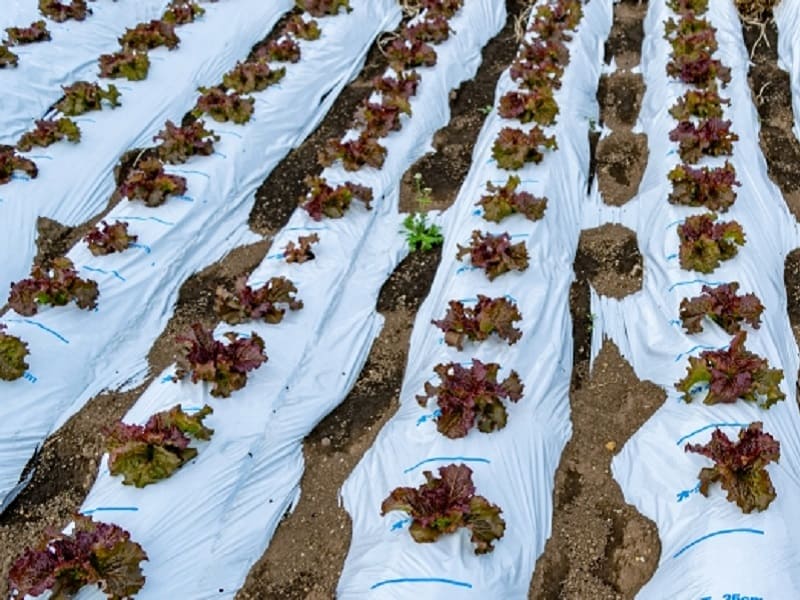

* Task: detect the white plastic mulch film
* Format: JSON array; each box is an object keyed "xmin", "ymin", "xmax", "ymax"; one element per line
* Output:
[
  {"xmin": 588, "ymin": 1, "xmax": 800, "ymax": 598},
  {"xmin": 0, "ymin": 0, "xmax": 400, "ymax": 510},
  {"xmin": 776, "ymin": 0, "xmax": 800, "ymax": 141},
  {"xmin": 71, "ymin": 1, "xmax": 504, "ymax": 599},
  {"xmin": 338, "ymin": 1, "xmax": 612, "ymax": 597},
  {"xmin": 0, "ymin": 0, "xmax": 169, "ymax": 144},
  {"xmin": 0, "ymin": 0, "xmax": 295, "ymax": 296}
]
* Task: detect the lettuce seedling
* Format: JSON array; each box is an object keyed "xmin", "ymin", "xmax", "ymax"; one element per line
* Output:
[
  {"xmin": 685, "ymin": 422, "xmax": 780, "ymax": 513},
  {"xmin": 675, "ymin": 331, "xmax": 784, "ymax": 408},
  {"xmin": 8, "ymin": 515, "xmax": 147, "ymax": 599},
  {"xmin": 0, "ymin": 324, "xmax": 29, "ymax": 382},
  {"xmin": 381, "ymin": 464, "xmax": 505, "ymax": 554},
  {"xmin": 9, "ymin": 257, "xmax": 99, "ymax": 316},
  {"xmin": 417, "ymin": 360, "xmax": 523, "ymax": 438},
  {"xmin": 106, "ymin": 404, "xmax": 213, "ymax": 487},
  {"xmin": 677, "ymin": 213, "xmax": 744, "ymax": 273},
  {"xmin": 456, "ymin": 230, "xmax": 529, "ymax": 280},
  {"xmin": 174, "ymin": 323, "xmax": 267, "ymax": 398},
  {"xmin": 433, "ymin": 295, "xmax": 522, "ymax": 350},
  {"xmin": 477, "ymin": 175, "xmax": 547, "ymax": 223},
  {"xmin": 215, "ymin": 276, "xmax": 303, "ymax": 325},
  {"xmin": 679, "ymin": 282, "xmax": 763, "ymax": 334}
]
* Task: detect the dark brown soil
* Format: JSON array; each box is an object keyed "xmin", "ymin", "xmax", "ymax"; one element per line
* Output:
[
  {"xmin": 596, "ymin": 131, "xmax": 648, "ymax": 206},
  {"xmin": 784, "ymin": 250, "xmax": 800, "ymax": 394},
  {"xmin": 597, "ymin": 72, "xmax": 645, "ymax": 130},
  {"xmin": 603, "ymin": 1, "xmax": 645, "ymax": 71},
  {"xmin": 529, "ymin": 342, "xmax": 664, "ymax": 599},
  {"xmin": 741, "ymin": 20, "xmax": 800, "ymax": 220},
  {"xmin": 577, "ymin": 224, "xmax": 643, "ymax": 300}
]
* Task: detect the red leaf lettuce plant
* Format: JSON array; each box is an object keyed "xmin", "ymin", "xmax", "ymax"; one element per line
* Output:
[
  {"xmin": 106, "ymin": 404, "xmax": 214, "ymax": 487},
  {"xmin": 685, "ymin": 422, "xmax": 780, "ymax": 513},
  {"xmin": 679, "ymin": 282, "xmax": 763, "ymax": 334},
  {"xmin": 9, "ymin": 257, "xmax": 99, "ymax": 316},
  {"xmin": 675, "ymin": 331, "xmax": 784, "ymax": 408},
  {"xmin": 8, "ymin": 515, "xmax": 147, "ymax": 599},
  {"xmin": 214, "ymin": 276, "xmax": 303, "ymax": 325},
  {"xmin": 381, "ymin": 463, "xmax": 505, "ymax": 554},
  {"xmin": 417, "ymin": 359, "xmax": 523, "ymax": 438},
  {"xmin": 174, "ymin": 323, "xmax": 267, "ymax": 398},
  {"xmin": 118, "ymin": 156, "xmax": 188, "ymax": 206},
  {"xmin": 433, "ymin": 295, "xmax": 523, "ymax": 350},
  {"xmin": 677, "ymin": 213, "xmax": 744, "ymax": 273},
  {"xmin": 0, "ymin": 324, "xmax": 29, "ymax": 382},
  {"xmin": 84, "ymin": 221, "xmax": 138, "ymax": 256},
  {"xmin": 456, "ymin": 230, "xmax": 529, "ymax": 280}
]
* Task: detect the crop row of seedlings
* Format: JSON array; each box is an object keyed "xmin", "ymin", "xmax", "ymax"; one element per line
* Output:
[
  {"xmin": 1, "ymin": 2, "xmax": 311, "ymax": 384},
  {"xmin": 597, "ymin": 3, "xmax": 800, "ymax": 595},
  {"xmin": 0, "ymin": 0, "xmax": 465, "ymax": 596},
  {"xmin": 0, "ymin": 1, "xmax": 95, "ymax": 68},
  {"xmin": 0, "ymin": 1, "xmax": 210, "ymax": 183},
  {"xmin": 338, "ymin": 1, "xmax": 609, "ymax": 594},
  {"xmin": 661, "ymin": 0, "xmax": 784, "ymax": 517},
  {"xmin": 66, "ymin": 1, "xmax": 506, "ymax": 597}
]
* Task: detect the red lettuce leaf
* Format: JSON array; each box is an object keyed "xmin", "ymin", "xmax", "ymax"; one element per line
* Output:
[
  {"xmin": 432, "ymin": 294, "xmax": 523, "ymax": 350},
  {"xmin": 679, "ymin": 282, "xmax": 764, "ymax": 334},
  {"xmin": 283, "ymin": 233, "xmax": 320, "ymax": 263},
  {"xmin": 417, "ymin": 359, "xmax": 523, "ymax": 438},
  {"xmin": 118, "ymin": 156, "xmax": 187, "ymax": 206},
  {"xmin": 492, "ymin": 126, "xmax": 557, "ymax": 170},
  {"xmin": 675, "ymin": 331, "xmax": 784, "ymax": 408},
  {"xmin": 106, "ymin": 404, "xmax": 213, "ymax": 487},
  {"xmin": 174, "ymin": 323, "xmax": 267, "ymax": 398},
  {"xmin": 84, "ymin": 220, "xmax": 137, "ymax": 256},
  {"xmin": 0, "ymin": 324, "xmax": 29, "ymax": 382},
  {"xmin": 477, "ymin": 175, "xmax": 547, "ymax": 223},
  {"xmin": 8, "ymin": 514, "xmax": 147, "ymax": 599},
  {"xmin": 299, "ymin": 175, "xmax": 373, "ymax": 220},
  {"xmin": 381, "ymin": 463, "xmax": 505, "ymax": 554},
  {"xmin": 214, "ymin": 276, "xmax": 303, "ymax": 325},
  {"xmin": 677, "ymin": 212, "xmax": 744, "ymax": 273},
  {"xmin": 685, "ymin": 422, "xmax": 780, "ymax": 513},
  {"xmin": 8, "ymin": 257, "xmax": 99, "ymax": 316},
  {"xmin": 456, "ymin": 230, "xmax": 529, "ymax": 280}
]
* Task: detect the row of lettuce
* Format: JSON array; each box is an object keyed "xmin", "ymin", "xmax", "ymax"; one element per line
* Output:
[
  {"xmin": 1, "ymin": 0, "xmax": 347, "ymax": 597},
  {"xmin": 382, "ymin": 0, "xmax": 583, "ymax": 560},
  {"xmin": 0, "ymin": 0, "xmax": 494, "ymax": 597},
  {"xmin": 660, "ymin": 0, "xmax": 782, "ymax": 515}
]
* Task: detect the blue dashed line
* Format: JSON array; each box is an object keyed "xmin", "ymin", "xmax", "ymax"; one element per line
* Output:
[
  {"xmin": 669, "ymin": 319, "xmax": 682, "ymax": 326},
  {"xmin": 403, "ymin": 456, "xmax": 490, "ymax": 474},
  {"xmin": 7, "ymin": 318, "xmax": 69, "ymax": 344},
  {"xmin": 83, "ymin": 266, "xmax": 126, "ymax": 282},
  {"xmin": 371, "ymin": 578, "xmax": 473, "ymax": 590},
  {"xmin": 390, "ymin": 517, "xmax": 411, "ymax": 531},
  {"xmin": 676, "ymin": 422, "xmax": 750, "ymax": 446},
  {"xmin": 668, "ymin": 279, "xmax": 725, "ymax": 292},
  {"xmin": 129, "ymin": 242, "xmax": 152, "ymax": 254},
  {"xmin": 665, "ymin": 219, "xmax": 684, "ymax": 230},
  {"xmin": 213, "ymin": 151, "xmax": 227, "ymax": 159},
  {"xmin": 169, "ymin": 169, "xmax": 211, "ymax": 179},
  {"xmin": 285, "ymin": 226, "xmax": 329, "ymax": 232},
  {"xmin": 23, "ymin": 371, "xmax": 38, "ymax": 383},
  {"xmin": 666, "ymin": 253, "xmax": 678, "ymax": 260},
  {"xmin": 82, "ymin": 506, "xmax": 139, "ymax": 516},
  {"xmin": 215, "ymin": 129, "xmax": 244, "ymax": 139},
  {"xmin": 124, "ymin": 215, "xmax": 176, "ymax": 226},
  {"xmin": 175, "ymin": 195, "xmax": 195, "ymax": 202},
  {"xmin": 26, "ymin": 154, "xmax": 53, "ymax": 160},
  {"xmin": 674, "ymin": 344, "xmax": 724, "ymax": 362},
  {"xmin": 673, "ymin": 528, "xmax": 764, "ymax": 559}
]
